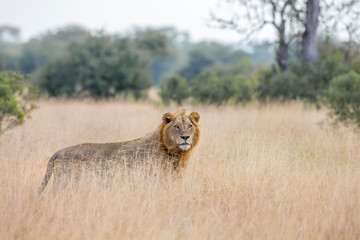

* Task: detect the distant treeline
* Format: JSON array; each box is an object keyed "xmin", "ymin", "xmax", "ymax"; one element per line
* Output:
[
  {"xmin": 1, "ymin": 24, "xmax": 360, "ymax": 128},
  {"xmin": 0, "ymin": 25, "xmax": 273, "ymax": 98}
]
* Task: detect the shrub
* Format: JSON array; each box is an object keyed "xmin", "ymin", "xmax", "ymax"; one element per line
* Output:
[
  {"xmin": 351, "ymin": 56, "xmax": 360, "ymax": 74},
  {"xmin": 255, "ymin": 67, "xmax": 274, "ymax": 102},
  {"xmin": 159, "ymin": 75, "xmax": 189, "ymax": 105},
  {"xmin": 256, "ymin": 51, "xmax": 349, "ymax": 102},
  {"xmin": 292, "ymin": 51, "xmax": 349, "ymax": 101},
  {"xmin": 0, "ymin": 71, "xmax": 37, "ymax": 133},
  {"xmin": 257, "ymin": 67, "xmax": 307, "ymax": 100},
  {"xmin": 189, "ymin": 71, "xmax": 222, "ymax": 104},
  {"xmin": 231, "ymin": 75, "xmax": 257, "ymax": 103},
  {"xmin": 325, "ymin": 71, "xmax": 360, "ymax": 127},
  {"xmin": 189, "ymin": 70, "xmax": 256, "ymax": 104}
]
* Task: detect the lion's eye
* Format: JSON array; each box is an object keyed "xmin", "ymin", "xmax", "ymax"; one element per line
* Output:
[
  {"xmin": 174, "ymin": 125, "xmax": 180, "ymax": 130},
  {"xmin": 188, "ymin": 125, "xmax": 192, "ymax": 129}
]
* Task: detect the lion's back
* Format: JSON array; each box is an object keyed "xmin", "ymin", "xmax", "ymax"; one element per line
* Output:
[{"xmin": 51, "ymin": 131, "xmax": 161, "ymax": 169}]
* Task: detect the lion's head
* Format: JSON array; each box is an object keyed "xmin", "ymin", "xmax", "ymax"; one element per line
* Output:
[{"xmin": 159, "ymin": 110, "xmax": 200, "ymax": 153}]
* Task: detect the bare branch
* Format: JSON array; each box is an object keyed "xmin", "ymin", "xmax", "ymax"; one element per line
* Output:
[{"xmin": 209, "ymin": 11, "xmax": 272, "ymax": 41}]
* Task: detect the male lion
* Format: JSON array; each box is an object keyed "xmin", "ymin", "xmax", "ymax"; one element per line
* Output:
[{"xmin": 38, "ymin": 110, "xmax": 200, "ymax": 193}]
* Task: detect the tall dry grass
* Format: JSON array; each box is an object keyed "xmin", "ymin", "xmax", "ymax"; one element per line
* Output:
[{"xmin": 0, "ymin": 100, "xmax": 359, "ymax": 239}]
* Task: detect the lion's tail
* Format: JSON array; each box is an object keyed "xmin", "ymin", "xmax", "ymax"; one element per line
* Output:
[{"xmin": 37, "ymin": 155, "xmax": 56, "ymax": 195}]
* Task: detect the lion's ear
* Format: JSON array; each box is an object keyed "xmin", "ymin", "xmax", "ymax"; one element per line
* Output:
[
  {"xmin": 189, "ymin": 112, "xmax": 200, "ymax": 123},
  {"xmin": 162, "ymin": 112, "xmax": 175, "ymax": 124}
]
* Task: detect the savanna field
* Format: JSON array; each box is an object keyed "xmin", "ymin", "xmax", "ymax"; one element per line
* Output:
[{"xmin": 1, "ymin": 100, "xmax": 360, "ymax": 239}]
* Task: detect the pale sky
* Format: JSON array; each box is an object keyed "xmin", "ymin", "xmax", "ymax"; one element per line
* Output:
[{"xmin": 0, "ymin": 0, "xmax": 274, "ymax": 43}]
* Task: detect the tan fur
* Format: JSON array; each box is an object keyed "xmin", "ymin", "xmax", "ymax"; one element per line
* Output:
[{"xmin": 38, "ymin": 110, "xmax": 200, "ymax": 193}]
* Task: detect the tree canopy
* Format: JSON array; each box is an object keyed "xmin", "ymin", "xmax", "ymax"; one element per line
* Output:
[{"xmin": 40, "ymin": 35, "xmax": 157, "ymax": 98}]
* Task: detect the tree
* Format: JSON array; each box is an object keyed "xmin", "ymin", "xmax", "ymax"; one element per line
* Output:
[
  {"xmin": 189, "ymin": 60, "xmax": 257, "ymax": 104},
  {"xmin": 18, "ymin": 25, "xmax": 90, "ymax": 74},
  {"xmin": 132, "ymin": 28, "xmax": 171, "ymax": 57},
  {"xmin": 301, "ymin": 0, "xmax": 320, "ymax": 63},
  {"xmin": 210, "ymin": 0, "xmax": 360, "ymax": 69},
  {"xmin": 300, "ymin": 0, "xmax": 360, "ymax": 64},
  {"xmin": 210, "ymin": 0, "xmax": 301, "ymax": 71},
  {"xmin": 321, "ymin": 0, "xmax": 360, "ymax": 64},
  {"xmin": 0, "ymin": 26, "xmax": 22, "ymax": 72},
  {"xmin": 249, "ymin": 41, "xmax": 275, "ymax": 65},
  {"xmin": 0, "ymin": 25, "xmax": 20, "ymax": 47},
  {"xmin": 0, "ymin": 71, "xmax": 36, "ymax": 133},
  {"xmin": 180, "ymin": 48, "xmax": 215, "ymax": 81},
  {"xmin": 133, "ymin": 27, "xmax": 189, "ymax": 85},
  {"xmin": 40, "ymin": 35, "xmax": 154, "ymax": 98},
  {"xmin": 256, "ymin": 44, "xmax": 350, "ymax": 102},
  {"xmin": 179, "ymin": 42, "xmax": 248, "ymax": 81}
]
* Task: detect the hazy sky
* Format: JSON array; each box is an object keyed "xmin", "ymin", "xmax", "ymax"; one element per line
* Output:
[{"xmin": 1, "ymin": 0, "xmax": 270, "ymax": 43}]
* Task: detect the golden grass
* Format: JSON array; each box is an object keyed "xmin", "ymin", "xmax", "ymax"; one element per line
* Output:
[{"xmin": 1, "ymin": 100, "xmax": 360, "ymax": 239}]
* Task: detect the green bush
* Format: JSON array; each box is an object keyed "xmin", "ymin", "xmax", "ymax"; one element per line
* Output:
[
  {"xmin": 325, "ymin": 71, "xmax": 360, "ymax": 127},
  {"xmin": 189, "ymin": 71, "xmax": 222, "ymax": 104},
  {"xmin": 256, "ymin": 51, "xmax": 349, "ymax": 102},
  {"xmin": 293, "ymin": 51, "xmax": 349, "ymax": 101},
  {"xmin": 189, "ymin": 70, "xmax": 256, "ymax": 104},
  {"xmin": 351, "ymin": 56, "xmax": 360, "ymax": 74},
  {"xmin": 216, "ymin": 59, "xmax": 254, "ymax": 77},
  {"xmin": 257, "ymin": 68, "xmax": 309, "ymax": 101},
  {"xmin": 217, "ymin": 75, "xmax": 257, "ymax": 103},
  {"xmin": 159, "ymin": 75, "xmax": 189, "ymax": 105},
  {"xmin": 0, "ymin": 71, "xmax": 37, "ymax": 133},
  {"xmin": 231, "ymin": 75, "xmax": 257, "ymax": 103},
  {"xmin": 255, "ymin": 67, "xmax": 274, "ymax": 102}
]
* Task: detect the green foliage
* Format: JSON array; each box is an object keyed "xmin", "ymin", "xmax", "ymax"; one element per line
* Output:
[
  {"xmin": 0, "ymin": 53, "xmax": 5, "ymax": 71},
  {"xmin": 159, "ymin": 75, "xmax": 189, "ymax": 105},
  {"xmin": 231, "ymin": 75, "xmax": 258, "ymax": 103},
  {"xmin": 300, "ymin": 50, "xmax": 348, "ymax": 100},
  {"xmin": 4, "ymin": 25, "xmax": 360, "ymax": 107},
  {"xmin": 133, "ymin": 28, "xmax": 171, "ymax": 57},
  {"xmin": 189, "ymin": 69, "xmax": 256, "ymax": 105},
  {"xmin": 40, "ymin": 35, "xmax": 154, "ymax": 98},
  {"xmin": 256, "ymin": 49, "xmax": 350, "ymax": 102},
  {"xmin": 189, "ymin": 71, "xmax": 220, "ymax": 103},
  {"xmin": 325, "ymin": 71, "xmax": 360, "ymax": 127},
  {"xmin": 0, "ymin": 71, "xmax": 37, "ymax": 133},
  {"xmin": 255, "ymin": 67, "xmax": 274, "ymax": 102},
  {"xmin": 19, "ymin": 25, "xmax": 90, "ymax": 74},
  {"xmin": 158, "ymin": 58, "xmax": 256, "ymax": 105},
  {"xmin": 215, "ymin": 59, "xmax": 254, "ymax": 77},
  {"xmin": 351, "ymin": 56, "xmax": 360, "ymax": 74},
  {"xmin": 1, "ymin": 25, "xmax": 255, "ymax": 100},
  {"xmin": 179, "ymin": 42, "xmax": 248, "ymax": 81},
  {"xmin": 257, "ymin": 66, "xmax": 309, "ymax": 101},
  {"xmin": 197, "ymin": 42, "xmax": 247, "ymax": 65},
  {"xmin": 152, "ymin": 39, "xmax": 249, "ymax": 85},
  {"xmin": 180, "ymin": 48, "xmax": 215, "ymax": 81},
  {"xmin": 149, "ymin": 28, "xmax": 189, "ymax": 85},
  {"xmin": 0, "ymin": 24, "xmax": 91, "ymax": 83},
  {"xmin": 25, "ymin": 81, "xmax": 40, "ymax": 100},
  {"xmin": 38, "ymin": 28, "xmax": 171, "ymax": 99}
]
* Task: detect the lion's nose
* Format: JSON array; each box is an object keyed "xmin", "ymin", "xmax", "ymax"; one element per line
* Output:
[{"xmin": 181, "ymin": 136, "xmax": 190, "ymax": 141}]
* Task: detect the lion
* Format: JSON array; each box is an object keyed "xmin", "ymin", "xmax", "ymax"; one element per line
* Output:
[{"xmin": 38, "ymin": 110, "xmax": 200, "ymax": 193}]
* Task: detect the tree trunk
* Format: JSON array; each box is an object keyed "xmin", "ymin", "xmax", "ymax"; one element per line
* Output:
[
  {"xmin": 276, "ymin": 20, "xmax": 289, "ymax": 72},
  {"xmin": 301, "ymin": 0, "xmax": 320, "ymax": 63}
]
